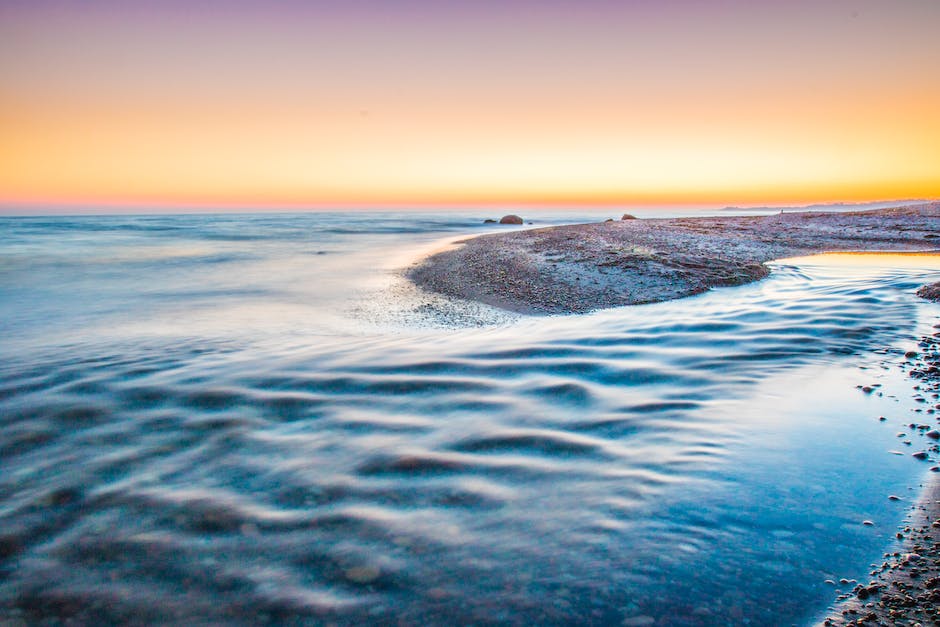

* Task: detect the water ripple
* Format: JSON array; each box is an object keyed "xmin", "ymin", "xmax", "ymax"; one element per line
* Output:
[{"xmin": 1, "ymin": 223, "xmax": 938, "ymax": 625}]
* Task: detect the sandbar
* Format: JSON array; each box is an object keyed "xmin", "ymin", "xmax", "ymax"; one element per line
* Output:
[{"xmin": 408, "ymin": 202, "xmax": 939, "ymax": 315}]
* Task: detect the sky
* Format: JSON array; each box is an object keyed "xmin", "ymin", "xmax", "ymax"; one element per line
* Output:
[{"xmin": 1, "ymin": 0, "xmax": 939, "ymax": 211}]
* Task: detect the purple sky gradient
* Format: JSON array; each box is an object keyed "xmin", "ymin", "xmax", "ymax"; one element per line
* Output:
[{"xmin": 2, "ymin": 0, "xmax": 938, "ymax": 210}]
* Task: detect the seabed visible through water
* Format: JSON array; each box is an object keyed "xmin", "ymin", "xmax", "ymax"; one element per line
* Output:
[{"xmin": 1, "ymin": 213, "xmax": 938, "ymax": 625}]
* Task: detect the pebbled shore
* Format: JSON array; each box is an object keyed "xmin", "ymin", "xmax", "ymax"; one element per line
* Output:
[
  {"xmin": 820, "ymin": 322, "xmax": 940, "ymax": 627},
  {"xmin": 408, "ymin": 202, "xmax": 940, "ymax": 315}
]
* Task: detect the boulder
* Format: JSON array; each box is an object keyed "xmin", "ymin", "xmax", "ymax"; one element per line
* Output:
[
  {"xmin": 916, "ymin": 281, "xmax": 940, "ymax": 301},
  {"xmin": 483, "ymin": 219, "xmax": 497, "ymax": 223},
  {"xmin": 499, "ymin": 214, "xmax": 524, "ymax": 225},
  {"xmin": 621, "ymin": 214, "xmax": 637, "ymax": 220}
]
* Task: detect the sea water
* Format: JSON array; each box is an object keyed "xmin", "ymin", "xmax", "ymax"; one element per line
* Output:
[{"xmin": 0, "ymin": 211, "xmax": 938, "ymax": 625}]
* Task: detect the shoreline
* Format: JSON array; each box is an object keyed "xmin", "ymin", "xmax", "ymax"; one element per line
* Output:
[
  {"xmin": 818, "ymin": 317, "xmax": 940, "ymax": 626},
  {"xmin": 818, "ymin": 481, "xmax": 940, "ymax": 626},
  {"xmin": 407, "ymin": 202, "xmax": 940, "ymax": 624},
  {"xmin": 407, "ymin": 202, "xmax": 940, "ymax": 315}
]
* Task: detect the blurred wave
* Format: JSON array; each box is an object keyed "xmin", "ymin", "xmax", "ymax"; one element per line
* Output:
[{"xmin": 0, "ymin": 213, "xmax": 938, "ymax": 625}]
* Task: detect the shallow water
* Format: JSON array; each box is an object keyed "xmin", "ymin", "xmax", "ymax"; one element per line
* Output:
[{"xmin": 1, "ymin": 213, "xmax": 938, "ymax": 625}]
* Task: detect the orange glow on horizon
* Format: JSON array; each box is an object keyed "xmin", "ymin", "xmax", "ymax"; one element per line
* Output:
[{"xmin": 2, "ymin": 1, "xmax": 939, "ymax": 212}]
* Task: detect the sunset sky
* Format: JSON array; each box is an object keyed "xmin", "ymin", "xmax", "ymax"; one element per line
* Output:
[{"xmin": 1, "ymin": 0, "xmax": 938, "ymax": 211}]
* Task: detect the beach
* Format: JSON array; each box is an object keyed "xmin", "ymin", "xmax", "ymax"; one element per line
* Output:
[
  {"xmin": 819, "ymin": 319, "xmax": 940, "ymax": 626},
  {"xmin": 409, "ymin": 203, "xmax": 940, "ymax": 624},
  {"xmin": 408, "ymin": 202, "xmax": 940, "ymax": 315},
  {"xmin": 4, "ymin": 0, "xmax": 940, "ymax": 622}
]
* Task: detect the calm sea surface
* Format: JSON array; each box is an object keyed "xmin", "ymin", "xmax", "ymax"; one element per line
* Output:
[{"xmin": 1, "ymin": 211, "xmax": 938, "ymax": 625}]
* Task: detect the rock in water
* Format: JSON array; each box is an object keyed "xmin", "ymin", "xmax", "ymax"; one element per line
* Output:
[
  {"xmin": 499, "ymin": 214, "xmax": 524, "ymax": 225},
  {"xmin": 483, "ymin": 218, "xmax": 497, "ymax": 223},
  {"xmin": 916, "ymin": 281, "xmax": 940, "ymax": 301}
]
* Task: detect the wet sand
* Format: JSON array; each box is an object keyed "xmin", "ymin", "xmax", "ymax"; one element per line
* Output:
[
  {"xmin": 408, "ymin": 202, "xmax": 940, "ymax": 315},
  {"xmin": 820, "ymin": 320, "xmax": 940, "ymax": 626}
]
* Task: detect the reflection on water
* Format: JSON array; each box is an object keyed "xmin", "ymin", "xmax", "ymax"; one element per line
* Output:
[{"xmin": 0, "ymin": 214, "xmax": 938, "ymax": 625}]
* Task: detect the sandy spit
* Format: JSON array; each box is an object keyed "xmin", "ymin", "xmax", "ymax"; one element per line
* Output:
[{"xmin": 407, "ymin": 202, "xmax": 940, "ymax": 315}]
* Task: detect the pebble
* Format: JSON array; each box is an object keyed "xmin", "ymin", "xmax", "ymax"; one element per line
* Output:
[{"xmin": 344, "ymin": 565, "xmax": 381, "ymax": 584}]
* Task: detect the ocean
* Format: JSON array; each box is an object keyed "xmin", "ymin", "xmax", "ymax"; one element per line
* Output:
[{"xmin": 1, "ymin": 211, "xmax": 938, "ymax": 625}]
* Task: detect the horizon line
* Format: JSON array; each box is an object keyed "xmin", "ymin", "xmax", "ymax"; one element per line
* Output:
[{"xmin": 1, "ymin": 197, "xmax": 935, "ymax": 217}]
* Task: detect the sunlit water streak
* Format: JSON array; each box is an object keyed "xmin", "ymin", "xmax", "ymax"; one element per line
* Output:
[{"xmin": 0, "ymin": 213, "xmax": 938, "ymax": 625}]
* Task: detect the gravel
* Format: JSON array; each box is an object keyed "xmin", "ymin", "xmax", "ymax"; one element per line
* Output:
[{"xmin": 408, "ymin": 202, "xmax": 940, "ymax": 315}]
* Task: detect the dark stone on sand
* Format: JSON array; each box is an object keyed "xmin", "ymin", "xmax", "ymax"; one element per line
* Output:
[
  {"xmin": 499, "ymin": 214, "xmax": 524, "ymax": 225},
  {"xmin": 621, "ymin": 213, "xmax": 637, "ymax": 220}
]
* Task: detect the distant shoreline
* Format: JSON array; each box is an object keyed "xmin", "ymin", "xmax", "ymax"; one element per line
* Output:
[
  {"xmin": 408, "ymin": 202, "xmax": 940, "ymax": 315},
  {"xmin": 718, "ymin": 199, "xmax": 934, "ymax": 213}
]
